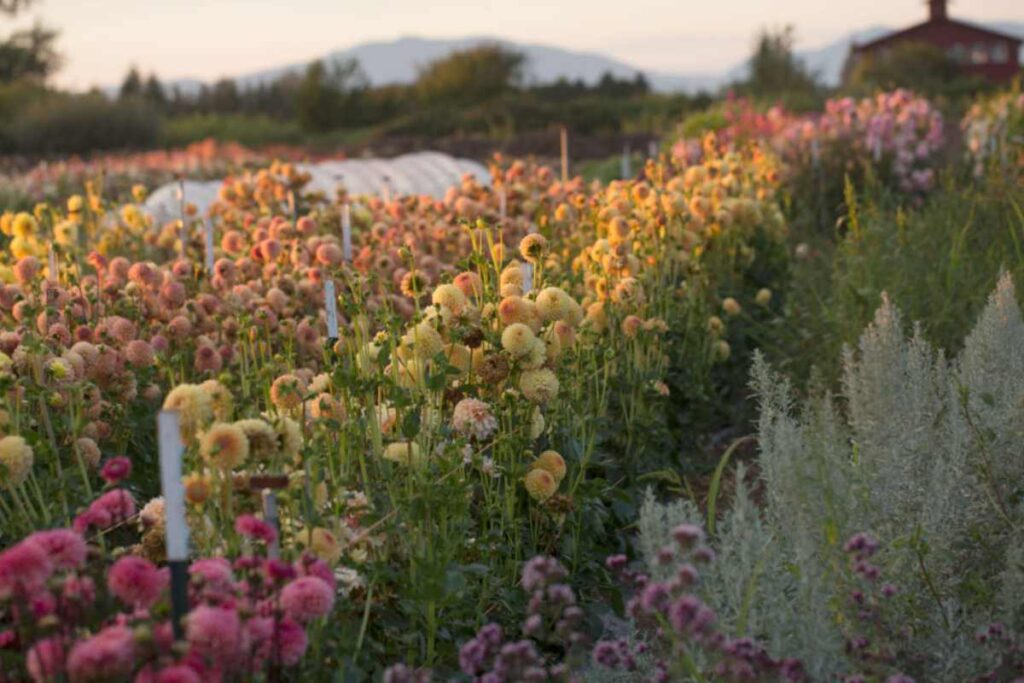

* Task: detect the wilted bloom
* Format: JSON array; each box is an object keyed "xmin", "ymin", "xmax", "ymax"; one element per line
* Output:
[
  {"xmin": 270, "ymin": 374, "xmax": 306, "ymax": 411},
  {"xmin": 519, "ymin": 368, "xmax": 559, "ymax": 404},
  {"xmin": 519, "ymin": 233, "xmax": 548, "ymax": 263},
  {"xmin": 452, "ymin": 398, "xmax": 498, "ymax": 441}
]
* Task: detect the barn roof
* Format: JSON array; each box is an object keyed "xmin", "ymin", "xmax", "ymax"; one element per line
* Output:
[{"xmin": 853, "ymin": 18, "xmax": 1023, "ymax": 53}]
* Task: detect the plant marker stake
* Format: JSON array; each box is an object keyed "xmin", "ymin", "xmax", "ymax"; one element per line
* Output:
[
  {"xmin": 177, "ymin": 179, "xmax": 187, "ymax": 261},
  {"xmin": 560, "ymin": 126, "xmax": 569, "ymax": 183},
  {"xmin": 499, "ymin": 186, "xmax": 507, "ymax": 222},
  {"xmin": 648, "ymin": 140, "xmax": 658, "ymax": 158},
  {"xmin": 261, "ymin": 490, "xmax": 280, "ymax": 559},
  {"xmin": 341, "ymin": 203, "xmax": 353, "ymax": 263},
  {"xmin": 381, "ymin": 175, "xmax": 392, "ymax": 204},
  {"xmin": 324, "ymin": 279, "xmax": 339, "ymax": 342},
  {"xmin": 158, "ymin": 410, "xmax": 189, "ymax": 640},
  {"xmin": 47, "ymin": 244, "xmax": 58, "ymax": 283},
  {"xmin": 203, "ymin": 218, "xmax": 215, "ymax": 275},
  {"xmin": 621, "ymin": 143, "xmax": 632, "ymax": 179},
  {"xmin": 811, "ymin": 138, "xmax": 821, "ymax": 168}
]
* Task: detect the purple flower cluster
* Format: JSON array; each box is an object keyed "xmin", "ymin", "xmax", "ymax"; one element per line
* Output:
[
  {"xmin": 970, "ymin": 623, "xmax": 1024, "ymax": 682},
  {"xmin": 839, "ymin": 533, "xmax": 916, "ymax": 682},
  {"xmin": 455, "ymin": 556, "xmax": 585, "ymax": 682},
  {"xmin": 814, "ymin": 90, "xmax": 944, "ymax": 194},
  {"xmin": 458, "ymin": 623, "xmax": 551, "ymax": 682},
  {"xmin": 595, "ymin": 523, "xmax": 805, "ymax": 683}
]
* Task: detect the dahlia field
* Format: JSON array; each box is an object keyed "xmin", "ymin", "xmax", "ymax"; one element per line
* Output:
[{"xmin": 0, "ymin": 88, "xmax": 1021, "ymax": 682}]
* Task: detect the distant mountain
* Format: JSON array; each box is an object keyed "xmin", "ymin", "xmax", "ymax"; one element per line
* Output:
[
  {"xmin": 160, "ymin": 22, "xmax": 1024, "ymax": 97},
  {"xmin": 227, "ymin": 36, "xmax": 721, "ymax": 94}
]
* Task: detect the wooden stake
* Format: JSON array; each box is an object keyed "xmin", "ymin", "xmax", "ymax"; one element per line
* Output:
[
  {"xmin": 177, "ymin": 179, "xmax": 187, "ymax": 261},
  {"xmin": 560, "ymin": 126, "xmax": 569, "ymax": 183},
  {"xmin": 203, "ymin": 218, "xmax": 215, "ymax": 275},
  {"xmin": 47, "ymin": 244, "xmax": 58, "ymax": 283}
]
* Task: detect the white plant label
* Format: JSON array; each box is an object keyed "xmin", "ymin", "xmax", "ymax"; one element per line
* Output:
[
  {"xmin": 158, "ymin": 410, "xmax": 189, "ymax": 562},
  {"xmin": 342, "ymin": 203, "xmax": 353, "ymax": 263},
  {"xmin": 324, "ymin": 279, "xmax": 339, "ymax": 339},
  {"xmin": 499, "ymin": 187, "xmax": 507, "ymax": 222},
  {"xmin": 177, "ymin": 180, "xmax": 188, "ymax": 260},
  {"xmin": 262, "ymin": 490, "xmax": 280, "ymax": 559},
  {"xmin": 204, "ymin": 218, "xmax": 215, "ymax": 274},
  {"xmin": 521, "ymin": 263, "xmax": 534, "ymax": 295}
]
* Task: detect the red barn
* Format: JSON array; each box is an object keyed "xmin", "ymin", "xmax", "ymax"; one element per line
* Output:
[{"xmin": 848, "ymin": 0, "xmax": 1021, "ymax": 84}]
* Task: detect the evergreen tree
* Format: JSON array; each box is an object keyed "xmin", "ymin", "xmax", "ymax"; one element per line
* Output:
[
  {"xmin": 143, "ymin": 74, "xmax": 166, "ymax": 106},
  {"xmin": 119, "ymin": 66, "xmax": 143, "ymax": 99},
  {"xmin": 295, "ymin": 60, "xmax": 340, "ymax": 132}
]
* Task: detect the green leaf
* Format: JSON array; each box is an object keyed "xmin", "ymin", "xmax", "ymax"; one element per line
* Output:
[{"xmin": 707, "ymin": 435, "xmax": 753, "ymax": 536}]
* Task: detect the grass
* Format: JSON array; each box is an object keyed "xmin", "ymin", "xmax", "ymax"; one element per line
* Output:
[{"xmin": 775, "ymin": 168, "xmax": 1024, "ymax": 386}]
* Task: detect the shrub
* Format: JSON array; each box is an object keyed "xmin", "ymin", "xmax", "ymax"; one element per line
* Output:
[
  {"xmin": 780, "ymin": 169, "xmax": 1024, "ymax": 384},
  {"xmin": 161, "ymin": 112, "xmax": 304, "ymax": 148},
  {"xmin": 9, "ymin": 93, "xmax": 161, "ymax": 155},
  {"xmin": 632, "ymin": 274, "xmax": 1024, "ymax": 680}
]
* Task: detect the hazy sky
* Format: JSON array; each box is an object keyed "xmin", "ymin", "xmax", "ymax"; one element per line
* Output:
[{"xmin": 9, "ymin": 0, "xmax": 1021, "ymax": 90}]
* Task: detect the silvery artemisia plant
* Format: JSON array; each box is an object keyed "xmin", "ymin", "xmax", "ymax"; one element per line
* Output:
[{"xmin": 628, "ymin": 273, "xmax": 1024, "ymax": 681}]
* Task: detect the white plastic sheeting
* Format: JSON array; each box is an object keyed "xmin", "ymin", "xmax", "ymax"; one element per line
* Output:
[{"xmin": 143, "ymin": 151, "xmax": 490, "ymax": 225}]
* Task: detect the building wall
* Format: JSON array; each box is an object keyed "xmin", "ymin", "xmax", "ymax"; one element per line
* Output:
[{"xmin": 853, "ymin": 22, "xmax": 1021, "ymax": 84}]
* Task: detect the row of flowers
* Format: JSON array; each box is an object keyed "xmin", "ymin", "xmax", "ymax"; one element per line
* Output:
[{"xmin": 0, "ymin": 133, "xmax": 788, "ymax": 676}]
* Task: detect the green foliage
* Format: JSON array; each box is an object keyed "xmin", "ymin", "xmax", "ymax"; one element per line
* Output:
[
  {"xmin": 637, "ymin": 276, "xmax": 1024, "ymax": 678},
  {"xmin": 296, "ymin": 60, "xmax": 342, "ymax": 133},
  {"xmin": 780, "ymin": 170, "xmax": 1024, "ymax": 385},
  {"xmin": 295, "ymin": 58, "xmax": 370, "ymax": 133},
  {"xmin": 843, "ymin": 41, "xmax": 989, "ymax": 98},
  {"xmin": 0, "ymin": 22, "xmax": 60, "ymax": 84},
  {"xmin": 160, "ymin": 112, "xmax": 305, "ymax": 148},
  {"xmin": 8, "ymin": 92, "xmax": 161, "ymax": 154},
  {"xmin": 677, "ymin": 106, "xmax": 728, "ymax": 139},
  {"xmin": 415, "ymin": 44, "xmax": 525, "ymax": 105},
  {"xmin": 119, "ymin": 65, "xmax": 143, "ymax": 99},
  {"xmin": 732, "ymin": 25, "xmax": 822, "ymax": 109}
]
